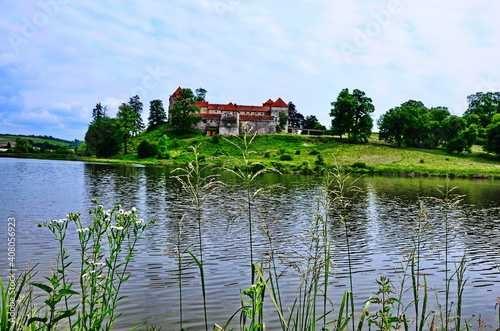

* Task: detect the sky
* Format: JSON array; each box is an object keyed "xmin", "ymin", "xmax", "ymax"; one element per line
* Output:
[{"xmin": 1, "ymin": 0, "xmax": 500, "ymax": 141}]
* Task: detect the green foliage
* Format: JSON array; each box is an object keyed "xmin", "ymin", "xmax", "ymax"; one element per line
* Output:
[
  {"xmin": 128, "ymin": 95, "xmax": 145, "ymax": 133},
  {"xmin": 91, "ymin": 102, "xmax": 107, "ymax": 123},
  {"xmin": 314, "ymin": 154, "xmax": 325, "ymax": 166},
  {"xmin": 302, "ymin": 115, "xmax": 326, "ymax": 131},
  {"xmin": 279, "ymin": 154, "xmax": 293, "ymax": 161},
  {"xmin": 85, "ymin": 117, "xmax": 123, "ymax": 157},
  {"xmin": 137, "ymin": 140, "xmax": 158, "ymax": 158},
  {"xmin": 117, "ymin": 103, "xmax": 139, "ymax": 154},
  {"xmin": 330, "ymin": 88, "xmax": 374, "ymax": 143},
  {"xmin": 11, "ymin": 201, "xmax": 156, "ymax": 331},
  {"xmin": 351, "ymin": 161, "xmax": 367, "ymax": 169},
  {"xmin": 295, "ymin": 149, "xmax": 301, "ymax": 155},
  {"xmin": 148, "ymin": 99, "xmax": 167, "ymax": 129},
  {"xmin": 156, "ymin": 135, "xmax": 170, "ymax": 158},
  {"xmin": 309, "ymin": 149, "xmax": 320, "ymax": 155},
  {"xmin": 378, "ymin": 100, "xmax": 433, "ymax": 148},
  {"xmin": 14, "ymin": 138, "xmax": 33, "ymax": 153},
  {"xmin": 168, "ymin": 88, "xmax": 203, "ymax": 135},
  {"xmin": 288, "ymin": 101, "xmax": 305, "ymax": 128},
  {"xmin": 367, "ymin": 276, "xmax": 404, "ymax": 330},
  {"xmin": 484, "ymin": 114, "xmax": 500, "ymax": 155},
  {"xmin": 276, "ymin": 111, "xmax": 289, "ymax": 133}
]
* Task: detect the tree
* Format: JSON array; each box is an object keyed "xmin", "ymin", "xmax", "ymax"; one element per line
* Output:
[
  {"xmin": 116, "ymin": 103, "xmax": 138, "ymax": 154},
  {"xmin": 464, "ymin": 92, "xmax": 500, "ymax": 128},
  {"xmin": 276, "ymin": 111, "xmax": 289, "ymax": 133},
  {"xmin": 195, "ymin": 87, "xmax": 207, "ymax": 101},
  {"xmin": 91, "ymin": 103, "xmax": 107, "ymax": 123},
  {"xmin": 85, "ymin": 117, "xmax": 122, "ymax": 157},
  {"xmin": 168, "ymin": 88, "xmax": 203, "ymax": 135},
  {"xmin": 148, "ymin": 99, "xmax": 167, "ymax": 129},
  {"xmin": 137, "ymin": 140, "xmax": 158, "ymax": 158},
  {"xmin": 302, "ymin": 115, "xmax": 326, "ymax": 132},
  {"xmin": 484, "ymin": 114, "xmax": 500, "ymax": 155},
  {"xmin": 330, "ymin": 88, "xmax": 374, "ymax": 143},
  {"xmin": 288, "ymin": 102, "xmax": 305, "ymax": 128},
  {"xmin": 128, "ymin": 95, "xmax": 145, "ymax": 134},
  {"xmin": 378, "ymin": 100, "xmax": 432, "ymax": 147},
  {"xmin": 14, "ymin": 138, "xmax": 33, "ymax": 153}
]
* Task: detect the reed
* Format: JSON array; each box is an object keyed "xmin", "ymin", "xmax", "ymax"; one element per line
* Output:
[{"xmin": 172, "ymin": 145, "xmax": 223, "ymax": 331}]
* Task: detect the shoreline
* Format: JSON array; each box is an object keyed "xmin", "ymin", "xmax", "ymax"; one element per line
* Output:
[{"xmin": 2, "ymin": 152, "xmax": 499, "ymax": 179}]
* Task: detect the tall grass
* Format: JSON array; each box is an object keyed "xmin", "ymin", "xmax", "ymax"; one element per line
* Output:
[
  {"xmin": 172, "ymin": 145, "xmax": 223, "ymax": 331},
  {"xmin": 1, "ymin": 201, "xmax": 155, "ymax": 331}
]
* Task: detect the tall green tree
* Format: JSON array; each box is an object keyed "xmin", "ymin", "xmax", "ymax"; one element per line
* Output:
[
  {"xmin": 128, "ymin": 95, "xmax": 145, "ymax": 134},
  {"xmin": 378, "ymin": 100, "xmax": 432, "ymax": 147},
  {"xmin": 464, "ymin": 92, "xmax": 500, "ymax": 128},
  {"xmin": 85, "ymin": 117, "xmax": 122, "ymax": 157},
  {"xmin": 484, "ymin": 114, "xmax": 500, "ymax": 155},
  {"xmin": 116, "ymin": 103, "xmax": 138, "ymax": 154},
  {"xmin": 302, "ymin": 115, "xmax": 326, "ymax": 132},
  {"xmin": 330, "ymin": 88, "xmax": 374, "ymax": 143},
  {"xmin": 276, "ymin": 111, "xmax": 289, "ymax": 133},
  {"xmin": 148, "ymin": 99, "xmax": 167, "ymax": 129},
  {"xmin": 168, "ymin": 88, "xmax": 203, "ymax": 135},
  {"xmin": 14, "ymin": 138, "xmax": 33, "ymax": 153},
  {"xmin": 288, "ymin": 101, "xmax": 305, "ymax": 128},
  {"xmin": 91, "ymin": 103, "xmax": 107, "ymax": 123},
  {"xmin": 195, "ymin": 87, "xmax": 207, "ymax": 101}
]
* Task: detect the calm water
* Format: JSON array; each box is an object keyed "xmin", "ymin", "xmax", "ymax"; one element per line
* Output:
[{"xmin": 0, "ymin": 157, "xmax": 499, "ymax": 330}]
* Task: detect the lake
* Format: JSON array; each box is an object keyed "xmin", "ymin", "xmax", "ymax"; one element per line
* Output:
[{"xmin": 0, "ymin": 157, "xmax": 499, "ymax": 330}]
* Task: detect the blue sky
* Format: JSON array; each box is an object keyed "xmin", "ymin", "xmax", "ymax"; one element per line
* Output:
[{"xmin": 1, "ymin": 0, "xmax": 500, "ymax": 140}]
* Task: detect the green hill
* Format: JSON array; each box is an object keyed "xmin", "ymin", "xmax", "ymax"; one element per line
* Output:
[{"xmin": 107, "ymin": 125, "xmax": 500, "ymax": 178}]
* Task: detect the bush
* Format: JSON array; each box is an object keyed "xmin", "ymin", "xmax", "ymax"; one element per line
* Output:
[
  {"xmin": 314, "ymin": 154, "xmax": 325, "ymax": 166},
  {"xmin": 137, "ymin": 140, "xmax": 158, "ymax": 158},
  {"xmin": 352, "ymin": 162, "xmax": 367, "ymax": 169},
  {"xmin": 309, "ymin": 149, "xmax": 320, "ymax": 155},
  {"xmin": 279, "ymin": 154, "xmax": 293, "ymax": 161},
  {"xmin": 278, "ymin": 148, "xmax": 286, "ymax": 155}
]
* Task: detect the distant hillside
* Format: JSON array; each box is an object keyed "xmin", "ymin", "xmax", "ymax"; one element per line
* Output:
[{"xmin": 0, "ymin": 134, "xmax": 83, "ymax": 150}]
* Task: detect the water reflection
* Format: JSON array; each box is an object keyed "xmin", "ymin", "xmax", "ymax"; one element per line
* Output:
[{"xmin": 0, "ymin": 158, "xmax": 499, "ymax": 330}]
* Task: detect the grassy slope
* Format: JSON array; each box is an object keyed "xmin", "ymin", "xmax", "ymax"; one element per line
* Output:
[
  {"xmin": 113, "ymin": 126, "xmax": 500, "ymax": 178},
  {"xmin": 0, "ymin": 134, "xmax": 71, "ymax": 147},
  {"xmin": 2, "ymin": 126, "xmax": 500, "ymax": 177}
]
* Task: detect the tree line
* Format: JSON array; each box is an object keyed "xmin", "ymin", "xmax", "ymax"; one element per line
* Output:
[
  {"xmin": 83, "ymin": 88, "xmax": 500, "ymax": 158},
  {"xmin": 328, "ymin": 89, "xmax": 500, "ymax": 156}
]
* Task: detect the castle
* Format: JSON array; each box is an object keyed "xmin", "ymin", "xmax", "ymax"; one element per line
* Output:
[{"xmin": 169, "ymin": 87, "xmax": 289, "ymax": 135}]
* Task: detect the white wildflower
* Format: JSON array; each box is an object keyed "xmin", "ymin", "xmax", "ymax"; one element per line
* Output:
[
  {"xmin": 77, "ymin": 228, "xmax": 90, "ymax": 232},
  {"xmin": 131, "ymin": 207, "xmax": 137, "ymax": 212}
]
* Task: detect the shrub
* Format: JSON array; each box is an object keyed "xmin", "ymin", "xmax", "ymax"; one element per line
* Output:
[
  {"xmin": 280, "ymin": 154, "xmax": 293, "ymax": 161},
  {"xmin": 352, "ymin": 161, "xmax": 367, "ymax": 169},
  {"xmin": 314, "ymin": 154, "xmax": 325, "ymax": 166},
  {"xmin": 137, "ymin": 140, "xmax": 158, "ymax": 158},
  {"xmin": 309, "ymin": 149, "xmax": 320, "ymax": 155},
  {"xmin": 278, "ymin": 148, "xmax": 286, "ymax": 155}
]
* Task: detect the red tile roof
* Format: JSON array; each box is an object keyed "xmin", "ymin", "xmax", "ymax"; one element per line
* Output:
[
  {"xmin": 170, "ymin": 87, "xmax": 182, "ymax": 98},
  {"xmin": 196, "ymin": 101, "xmax": 209, "ymax": 107},
  {"xmin": 222, "ymin": 102, "xmax": 238, "ymax": 111},
  {"xmin": 272, "ymin": 98, "xmax": 288, "ymax": 108},
  {"xmin": 263, "ymin": 99, "xmax": 274, "ymax": 106}
]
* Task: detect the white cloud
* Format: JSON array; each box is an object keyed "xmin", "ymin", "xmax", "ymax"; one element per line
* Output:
[{"xmin": 0, "ymin": 0, "xmax": 499, "ymax": 139}]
